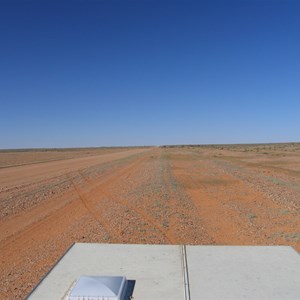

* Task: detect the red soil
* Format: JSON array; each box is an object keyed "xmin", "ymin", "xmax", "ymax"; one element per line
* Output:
[{"xmin": 0, "ymin": 145, "xmax": 299, "ymax": 299}]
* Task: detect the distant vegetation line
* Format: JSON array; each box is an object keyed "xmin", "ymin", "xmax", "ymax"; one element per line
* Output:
[
  {"xmin": 1, "ymin": 142, "xmax": 300, "ymax": 152},
  {"xmin": 0, "ymin": 146, "xmax": 152, "ymax": 152},
  {"xmin": 160, "ymin": 142, "xmax": 300, "ymax": 148}
]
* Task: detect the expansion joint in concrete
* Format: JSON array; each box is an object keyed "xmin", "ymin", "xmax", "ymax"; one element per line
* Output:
[{"xmin": 181, "ymin": 245, "xmax": 191, "ymax": 300}]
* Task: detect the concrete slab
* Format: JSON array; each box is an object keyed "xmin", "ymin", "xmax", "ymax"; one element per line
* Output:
[
  {"xmin": 27, "ymin": 244, "xmax": 300, "ymax": 300},
  {"xmin": 27, "ymin": 243, "xmax": 184, "ymax": 300},
  {"xmin": 186, "ymin": 245, "xmax": 300, "ymax": 300}
]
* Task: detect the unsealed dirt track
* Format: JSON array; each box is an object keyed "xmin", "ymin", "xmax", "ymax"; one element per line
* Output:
[{"xmin": 1, "ymin": 145, "xmax": 300, "ymax": 299}]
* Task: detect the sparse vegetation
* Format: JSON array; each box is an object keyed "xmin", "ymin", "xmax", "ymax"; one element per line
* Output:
[{"xmin": 1, "ymin": 144, "xmax": 300, "ymax": 299}]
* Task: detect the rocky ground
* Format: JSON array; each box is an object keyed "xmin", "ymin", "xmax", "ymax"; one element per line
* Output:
[{"xmin": 0, "ymin": 145, "xmax": 299, "ymax": 299}]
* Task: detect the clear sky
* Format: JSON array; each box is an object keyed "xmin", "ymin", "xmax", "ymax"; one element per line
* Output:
[{"xmin": 1, "ymin": 0, "xmax": 299, "ymax": 148}]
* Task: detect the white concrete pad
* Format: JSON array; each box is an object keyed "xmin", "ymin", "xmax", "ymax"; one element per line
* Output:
[
  {"xmin": 27, "ymin": 243, "xmax": 184, "ymax": 300},
  {"xmin": 27, "ymin": 244, "xmax": 300, "ymax": 300},
  {"xmin": 186, "ymin": 245, "xmax": 300, "ymax": 300}
]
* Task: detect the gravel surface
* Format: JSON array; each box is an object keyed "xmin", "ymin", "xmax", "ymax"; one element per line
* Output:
[{"xmin": 0, "ymin": 145, "xmax": 299, "ymax": 299}]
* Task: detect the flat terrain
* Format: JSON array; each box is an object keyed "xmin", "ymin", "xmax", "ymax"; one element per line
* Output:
[{"xmin": 1, "ymin": 144, "xmax": 300, "ymax": 299}]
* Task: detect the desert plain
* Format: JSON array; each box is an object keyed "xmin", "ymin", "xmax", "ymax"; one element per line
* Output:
[{"xmin": 1, "ymin": 144, "xmax": 300, "ymax": 299}]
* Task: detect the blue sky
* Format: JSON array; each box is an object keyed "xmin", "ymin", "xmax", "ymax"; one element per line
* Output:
[{"xmin": 1, "ymin": 0, "xmax": 299, "ymax": 148}]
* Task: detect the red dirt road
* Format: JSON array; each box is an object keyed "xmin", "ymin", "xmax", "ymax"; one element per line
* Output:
[
  {"xmin": 1, "ymin": 145, "xmax": 300, "ymax": 299},
  {"xmin": 0, "ymin": 148, "xmax": 147, "ymax": 187}
]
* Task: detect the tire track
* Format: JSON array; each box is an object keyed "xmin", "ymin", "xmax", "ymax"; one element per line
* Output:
[
  {"xmin": 67, "ymin": 174, "xmax": 115, "ymax": 241},
  {"xmin": 75, "ymin": 155, "xmax": 175, "ymax": 244}
]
